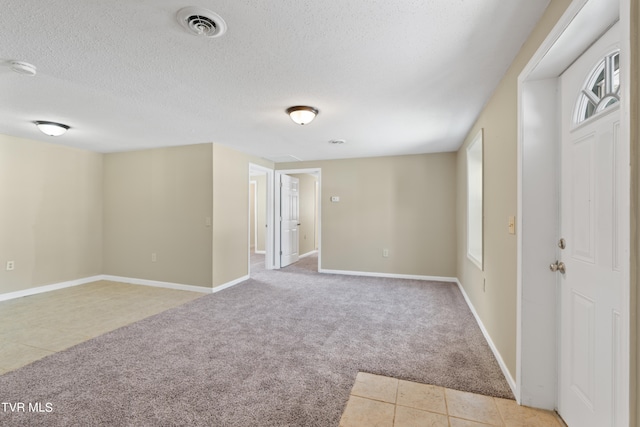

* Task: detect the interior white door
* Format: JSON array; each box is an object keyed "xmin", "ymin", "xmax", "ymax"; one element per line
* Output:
[
  {"xmin": 280, "ymin": 174, "xmax": 299, "ymax": 267},
  {"xmin": 557, "ymin": 24, "xmax": 622, "ymax": 427}
]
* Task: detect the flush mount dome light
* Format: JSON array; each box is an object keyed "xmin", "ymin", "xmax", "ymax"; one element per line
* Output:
[
  {"xmin": 286, "ymin": 106, "xmax": 318, "ymax": 125},
  {"xmin": 35, "ymin": 121, "xmax": 70, "ymax": 137},
  {"xmin": 9, "ymin": 61, "xmax": 36, "ymax": 76},
  {"xmin": 177, "ymin": 7, "xmax": 227, "ymax": 38}
]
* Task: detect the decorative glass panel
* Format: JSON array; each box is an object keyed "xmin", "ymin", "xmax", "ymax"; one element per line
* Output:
[{"xmin": 575, "ymin": 50, "xmax": 620, "ymax": 124}]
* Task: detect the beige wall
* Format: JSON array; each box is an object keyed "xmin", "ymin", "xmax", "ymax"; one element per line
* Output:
[
  {"xmin": 279, "ymin": 153, "xmax": 457, "ymax": 277},
  {"xmin": 292, "ymin": 174, "xmax": 318, "ymax": 256},
  {"xmin": 455, "ymin": 0, "xmax": 572, "ymax": 380},
  {"xmin": 0, "ymin": 134, "xmax": 103, "ymax": 293},
  {"xmin": 103, "ymin": 144, "xmax": 213, "ymax": 288},
  {"xmin": 212, "ymin": 144, "xmax": 273, "ymax": 287}
]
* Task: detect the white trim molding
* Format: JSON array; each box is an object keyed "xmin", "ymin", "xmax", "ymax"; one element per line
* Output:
[
  {"xmin": 455, "ymin": 279, "xmax": 517, "ymax": 398},
  {"xmin": 0, "ymin": 275, "xmax": 103, "ymax": 302},
  {"xmin": 211, "ymin": 275, "xmax": 250, "ymax": 294},
  {"xmin": 102, "ymin": 275, "xmax": 214, "ymax": 294},
  {"xmin": 275, "ymin": 168, "xmax": 322, "ymax": 271},
  {"xmin": 299, "ymin": 250, "xmax": 318, "ymax": 259},
  {"xmin": 318, "ymin": 268, "xmax": 457, "ymax": 283},
  {"xmin": 0, "ymin": 274, "xmax": 253, "ymax": 302},
  {"xmin": 517, "ymin": 0, "xmax": 630, "ymax": 417}
]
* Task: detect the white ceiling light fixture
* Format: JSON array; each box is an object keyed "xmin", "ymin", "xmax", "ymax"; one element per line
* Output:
[
  {"xmin": 286, "ymin": 106, "xmax": 318, "ymax": 125},
  {"xmin": 9, "ymin": 60, "xmax": 37, "ymax": 76},
  {"xmin": 177, "ymin": 7, "xmax": 227, "ymax": 38},
  {"xmin": 35, "ymin": 121, "xmax": 70, "ymax": 137}
]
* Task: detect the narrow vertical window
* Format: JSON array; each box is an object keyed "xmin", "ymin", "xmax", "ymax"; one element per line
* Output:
[{"xmin": 467, "ymin": 130, "xmax": 483, "ymax": 270}]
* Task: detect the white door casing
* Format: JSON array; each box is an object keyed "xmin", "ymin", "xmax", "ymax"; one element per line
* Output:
[
  {"xmin": 274, "ymin": 168, "xmax": 322, "ymax": 270},
  {"xmin": 557, "ymin": 23, "xmax": 623, "ymax": 427},
  {"xmin": 517, "ymin": 0, "xmax": 629, "ymax": 420},
  {"xmin": 248, "ymin": 163, "xmax": 275, "ymax": 271},
  {"xmin": 280, "ymin": 174, "xmax": 300, "ymax": 267}
]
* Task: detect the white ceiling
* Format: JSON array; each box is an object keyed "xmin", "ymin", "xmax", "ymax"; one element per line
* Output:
[{"xmin": 0, "ymin": 0, "xmax": 550, "ymax": 162}]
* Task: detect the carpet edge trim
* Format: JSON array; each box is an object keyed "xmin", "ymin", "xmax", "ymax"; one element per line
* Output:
[{"xmin": 455, "ymin": 278, "xmax": 517, "ymax": 398}]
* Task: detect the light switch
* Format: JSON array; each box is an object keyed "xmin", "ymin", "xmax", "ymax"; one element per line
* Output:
[{"xmin": 508, "ymin": 216, "xmax": 516, "ymax": 235}]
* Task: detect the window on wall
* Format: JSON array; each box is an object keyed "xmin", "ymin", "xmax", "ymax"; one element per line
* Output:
[
  {"xmin": 467, "ymin": 130, "xmax": 483, "ymax": 270},
  {"xmin": 575, "ymin": 49, "xmax": 620, "ymax": 124}
]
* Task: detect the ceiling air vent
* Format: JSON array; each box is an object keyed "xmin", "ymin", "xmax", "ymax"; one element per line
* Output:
[{"xmin": 177, "ymin": 7, "xmax": 227, "ymax": 38}]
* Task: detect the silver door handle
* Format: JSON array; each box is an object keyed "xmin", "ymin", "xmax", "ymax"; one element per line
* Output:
[{"xmin": 549, "ymin": 261, "xmax": 566, "ymax": 274}]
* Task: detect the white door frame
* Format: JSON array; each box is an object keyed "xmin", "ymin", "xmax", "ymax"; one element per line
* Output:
[
  {"xmin": 516, "ymin": 0, "xmax": 631, "ymax": 419},
  {"xmin": 274, "ymin": 168, "xmax": 322, "ymax": 269},
  {"xmin": 249, "ymin": 163, "xmax": 275, "ymax": 270},
  {"xmin": 249, "ymin": 180, "xmax": 258, "ymax": 251}
]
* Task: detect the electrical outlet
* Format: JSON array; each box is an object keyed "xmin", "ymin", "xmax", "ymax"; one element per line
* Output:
[
  {"xmin": 151, "ymin": 253, "xmax": 157, "ymax": 262},
  {"xmin": 6, "ymin": 261, "xmax": 15, "ymax": 271},
  {"xmin": 205, "ymin": 217, "xmax": 212, "ymax": 227},
  {"xmin": 383, "ymin": 249, "xmax": 389, "ymax": 258}
]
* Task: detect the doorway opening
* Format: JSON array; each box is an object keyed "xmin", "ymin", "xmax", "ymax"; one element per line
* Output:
[
  {"xmin": 248, "ymin": 163, "xmax": 274, "ymax": 275},
  {"xmin": 274, "ymin": 168, "xmax": 321, "ymax": 270}
]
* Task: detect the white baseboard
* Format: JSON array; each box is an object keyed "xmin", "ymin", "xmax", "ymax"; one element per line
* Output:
[
  {"xmin": 0, "ymin": 275, "xmax": 103, "ymax": 302},
  {"xmin": 454, "ymin": 278, "xmax": 517, "ymax": 397},
  {"xmin": 1, "ymin": 273, "xmax": 252, "ymax": 302},
  {"xmin": 318, "ymin": 268, "xmax": 457, "ymax": 283},
  {"xmin": 211, "ymin": 274, "xmax": 250, "ymax": 293},
  {"xmin": 101, "ymin": 275, "xmax": 214, "ymax": 294},
  {"xmin": 299, "ymin": 250, "xmax": 318, "ymax": 259}
]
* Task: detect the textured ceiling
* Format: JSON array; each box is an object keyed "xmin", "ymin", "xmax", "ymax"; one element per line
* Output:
[{"xmin": 0, "ymin": 0, "xmax": 550, "ymax": 161}]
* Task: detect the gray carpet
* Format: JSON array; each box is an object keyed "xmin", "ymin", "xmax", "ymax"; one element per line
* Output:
[{"xmin": 0, "ymin": 255, "xmax": 512, "ymax": 426}]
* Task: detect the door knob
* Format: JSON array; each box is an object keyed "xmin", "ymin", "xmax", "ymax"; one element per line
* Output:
[{"xmin": 549, "ymin": 261, "xmax": 566, "ymax": 274}]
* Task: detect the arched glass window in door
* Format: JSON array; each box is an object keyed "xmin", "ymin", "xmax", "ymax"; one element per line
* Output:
[{"xmin": 575, "ymin": 49, "xmax": 620, "ymax": 124}]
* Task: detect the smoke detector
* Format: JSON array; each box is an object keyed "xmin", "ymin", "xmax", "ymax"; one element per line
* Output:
[
  {"xmin": 177, "ymin": 7, "xmax": 227, "ymax": 38},
  {"xmin": 9, "ymin": 61, "xmax": 36, "ymax": 76}
]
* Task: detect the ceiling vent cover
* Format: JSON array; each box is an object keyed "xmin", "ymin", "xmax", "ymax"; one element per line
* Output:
[{"xmin": 177, "ymin": 7, "xmax": 227, "ymax": 38}]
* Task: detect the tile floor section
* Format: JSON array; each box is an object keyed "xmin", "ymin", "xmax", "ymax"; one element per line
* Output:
[
  {"xmin": 0, "ymin": 281, "xmax": 203, "ymax": 374},
  {"xmin": 1, "ymin": 281, "xmax": 567, "ymax": 426},
  {"xmin": 340, "ymin": 372, "xmax": 566, "ymax": 427}
]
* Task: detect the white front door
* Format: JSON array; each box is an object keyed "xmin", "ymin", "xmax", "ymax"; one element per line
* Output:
[
  {"xmin": 280, "ymin": 174, "xmax": 299, "ymax": 267},
  {"xmin": 557, "ymin": 23, "xmax": 623, "ymax": 427}
]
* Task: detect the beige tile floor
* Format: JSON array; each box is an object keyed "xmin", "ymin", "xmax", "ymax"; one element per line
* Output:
[
  {"xmin": 340, "ymin": 372, "xmax": 567, "ymax": 427},
  {"xmin": 0, "ymin": 280, "xmax": 204, "ymax": 374}
]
